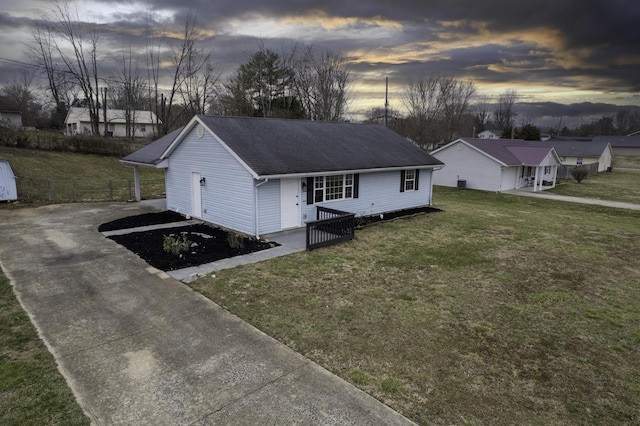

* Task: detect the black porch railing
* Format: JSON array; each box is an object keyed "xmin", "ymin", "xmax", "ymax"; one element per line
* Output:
[{"xmin": 306, "ymin": 206, "xmax": 355, "ymax": 250}]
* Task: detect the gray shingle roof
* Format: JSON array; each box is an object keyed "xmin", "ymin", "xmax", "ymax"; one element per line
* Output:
[
  {"xmin": 454, "ymin": 138, "xmax": 555, "ymax": 166},
  {"xmin": 124, "ymin": 115, "xmax": 443, "ymax": 176},
  {"xmin": 539, "ymin": 139, "xmax": 611, "ymax": 157},
  {"xmin": 593, "ymin": 136, "xmax": 640, "ymax": 148},
  {"xmin": 122, "ymin": 127, "xmax": 183, "ymax": 165}
]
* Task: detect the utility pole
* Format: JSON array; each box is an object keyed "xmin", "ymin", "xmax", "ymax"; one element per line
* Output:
[{"xmin": 384, "ymin": 77, "xmax": 389, "ymax": 127}]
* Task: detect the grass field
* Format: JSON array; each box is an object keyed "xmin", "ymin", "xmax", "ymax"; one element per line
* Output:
[
  {"xmin": 613, "ymin": 155, "xmax": 640, "ymax": 169},
  {"xmin": 190, "ymin": 187, "xmax": 640, "ymax": 425},
  {"xmin": 0, "ymin": 271, "xmax": 89, "ymax": 424},
  {"xmin": 550, "ymin": 169, "xmax": 640, "ymax": 204},
  {"xmin": 0, "ymin": 146, "xmax": 165, "ymax": 204}
]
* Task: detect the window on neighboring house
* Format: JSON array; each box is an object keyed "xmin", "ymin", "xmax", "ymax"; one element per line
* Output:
[
  {"xmin": 576, "ymin": 157, "xmax": 583, "ymax": 165},
  {"xmin": 139, "ymin": 125, "xmax": 146, "ymax": 132},
  {"xmin": 544, "ymin": 166, "xmax": 551, "ymax": 174},
  {"xmin": 561, "ymin": 156, "xmax": 566, "ymax": 162},
  {"xmin": 108, "ymin": 123, "xmax": 115, "ymax": 132},
  {"xmin": 307, "ymin": 174, "xmax": 358, "ymax": 204},
  {"xmin": 400, "ymin": 169, "xmax": 420, "ymax": 192}
]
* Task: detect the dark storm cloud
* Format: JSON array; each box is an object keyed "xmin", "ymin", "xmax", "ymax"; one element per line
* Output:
[{"xmin": 1, "ymin": 0, "xmax": 638, "ymax": 121}]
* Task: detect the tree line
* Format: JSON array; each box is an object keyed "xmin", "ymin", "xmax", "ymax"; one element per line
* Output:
[
  {"xmin": 9, "ymin": 0, "xmax": 350, "ymax": 138},
  {"xmin": 1, "ymin": 0, "xmax": 637, "ymax": 146}
]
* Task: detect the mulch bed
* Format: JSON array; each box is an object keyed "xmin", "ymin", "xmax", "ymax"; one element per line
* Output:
[
  {"xmin": 101, "ymin": 213, "xmax": 278, "ymax": 271},
  {"xmin": 98, "ymin": 210, "xmax": 187, "ymax": 232},
  {"xmin": 356, "ymin": 206, "xmax": 441, "ymax": 227}
]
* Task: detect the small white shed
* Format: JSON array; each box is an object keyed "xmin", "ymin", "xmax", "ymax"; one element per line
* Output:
[{"xmin": 0, "ymin": 159, "xmax": 18, "ymax": 201}]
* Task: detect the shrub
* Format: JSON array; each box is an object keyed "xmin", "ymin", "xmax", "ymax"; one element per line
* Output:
[
  {"xmin": 571, "ymin": 166, "xmax": 589, "ymax": 183},
  {"xmin": 162, "ymin": 234, "xmax": 191, "ymax": 257},
  {"xmin": 226, "ymin": 231, "xmax": 245, "ymax": 250}
]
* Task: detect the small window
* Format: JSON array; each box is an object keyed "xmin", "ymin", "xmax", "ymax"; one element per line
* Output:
[
  {"xmin": 544, "ymin": 166, "xmax": 551, "ymax": 174},
  {"xmin": 139, "ymin": 125, "xmax": 146, "ymax": 132},
  {"xmin": 576, "ymin": 157, "xmax": 583, "ymax": 165},
  {"xmin": 404, "ymin": 169, "xmax": 416, "ymax": 191},
  {"xmin": 561, "ymin": 156, "xmax": 566, "ymax": 162},
  {"xmin": 400, "ymin": 169, "xmax": 419, "ymax": 192}
]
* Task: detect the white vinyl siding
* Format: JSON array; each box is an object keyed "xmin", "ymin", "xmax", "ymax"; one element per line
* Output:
[
  {"xmin": 302, "ymin": 170, "xmax": 433, "ymax": 221},
  {"xmin": 432, "ymin": 142, "xmax": 504, "ymax": 191},
  {"xmin": 165, "ymin": 127, "xmax": 256, "ymax": 235},
  {"xmin": 257, "ymin": 179, "xmax": 281, "ymax": 234}
]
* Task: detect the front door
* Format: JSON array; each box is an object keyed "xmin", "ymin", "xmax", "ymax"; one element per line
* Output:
[
  {"xmin": 280, "ymin": 178, "xmax": 300, "ymax": 229},
  {"xmin": 191, "ymin": 171, "xmax": 202, "ymax": 219}
]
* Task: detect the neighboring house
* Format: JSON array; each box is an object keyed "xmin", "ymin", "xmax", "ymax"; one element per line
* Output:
[
  {"xmin": 477, "ymin": 129, "xmax": 502, "ymax": 139},
  {"xmin": 0, "ymin": 159, "xmax": 18, "ymax": 201},
  {"xmin": 122, "ymin": 115, "xmax": 444, "ymax": 237},
  {"xmin": 540, "ymin": 139, "xmax": 613, "ymax": 172},
  {"xmin": 593, "ymin": 135, "xmax": 640, "ymax": 157},
  {"xmin": 431, "ymin": 138, "xmax": 559, "ymax": 192},
  {"xmin": 64, "ymin": 107, "xmax": 160, "ymax": 137},
  {"xmin": 0, "ymin": 110, "xmax": 22, "ymax": 128}
]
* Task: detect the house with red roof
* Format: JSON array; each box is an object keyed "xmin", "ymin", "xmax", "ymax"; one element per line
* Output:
[{"xmin": 431, "ymin": 138, "xmax": 560, "ymax": 192}]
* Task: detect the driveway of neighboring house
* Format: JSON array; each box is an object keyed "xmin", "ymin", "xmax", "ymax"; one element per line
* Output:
[{"xmin": 0, "ymin": 202, "xmax": 414, "ymax": 425}]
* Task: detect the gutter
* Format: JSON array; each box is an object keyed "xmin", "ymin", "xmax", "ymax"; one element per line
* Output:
[{"xmin": 255, "ymin": 164, "xmax": 444, "ymax": 180}]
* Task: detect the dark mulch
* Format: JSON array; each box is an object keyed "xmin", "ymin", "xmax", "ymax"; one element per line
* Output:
[
  {"xmin": 98, "ymin": 210, "xmax": 186, "ymax": 232},
  {"xmin": 356, "ymin": 206, "xmax": 441, "ymax": 228},
  {"xmin": 102, "ymin": 212, "xmax": 279, "ymax": 271}
]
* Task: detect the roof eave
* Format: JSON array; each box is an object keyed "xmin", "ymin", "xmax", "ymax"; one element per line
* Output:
[{"xmin": 256, "ymin": 164, "xmax": 443, "ymax": 180}]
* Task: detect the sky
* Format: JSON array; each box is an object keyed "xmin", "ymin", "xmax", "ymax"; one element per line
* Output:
[{"xmin": 0, "ymin": 0, "xmax": 638, "ymax": 124}]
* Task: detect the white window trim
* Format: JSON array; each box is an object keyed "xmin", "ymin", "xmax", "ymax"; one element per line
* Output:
[
  {"xmin": 404, "ymin": 169, "xmax": 416, "ymax": 192},
  {"xmin": 314, "ymin": 174, "xmax": 354, "ymax": 203}
]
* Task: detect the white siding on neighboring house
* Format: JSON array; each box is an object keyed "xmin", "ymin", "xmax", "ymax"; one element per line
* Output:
[
  {"xmin": 301, "ymin": 169, "xmax": 434, "ymax": 221},
  {"xmin": 165, "ymin": 128, "xmax": 257, "ymax": 235},
  {"xmin": 432, "ymin": 142, "xmax": 503, "ymax": 191}
]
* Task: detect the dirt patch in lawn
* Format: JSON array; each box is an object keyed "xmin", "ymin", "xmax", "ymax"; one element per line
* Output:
[{"xmin": 100, "ymin": 212, "xmax": 279, "ymax": 271}]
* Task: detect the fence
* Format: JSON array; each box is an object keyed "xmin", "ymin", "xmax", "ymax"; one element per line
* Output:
[
  {"xmin": 0, "ymin": 128, "xmax": 152, "ymax": 158},
  {"xmin": 15, "ymin": 177, "xmax": 165, "ymax": 203},
  {"xmin": 557, "ymin": 162, "xmax": 599, "ymax": 179},
  {"xmin": 306, "ymin": 206, "xmax": 355, "ymax": 250}
]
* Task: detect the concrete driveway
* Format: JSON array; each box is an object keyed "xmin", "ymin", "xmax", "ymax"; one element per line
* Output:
[{"xmin": 0, "ymin": 202, "xmax": 414, "ymax": 425}]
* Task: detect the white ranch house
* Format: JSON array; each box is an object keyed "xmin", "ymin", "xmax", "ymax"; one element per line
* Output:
[
  {"xmin": 64, "ymin": 107, "xmax": 160, "ymax": 137},
  {"xmin": 122, "ymin": 115, "xmax": 444, "ymax": 238},
  {"xmin": 431, "ymin": 138, "xmax": 560, "ymax": 192}
]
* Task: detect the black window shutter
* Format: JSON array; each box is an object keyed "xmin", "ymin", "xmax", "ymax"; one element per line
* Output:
[
  {"xmin": 415, "ymin": 169, "xmax": 420, "ymax": 190},
  {"xmin": 306, "ymin": 177, "xmax": 314, "ymax": 205},
  {"xmin": 353, "ymin": 174, "xmax": 359, "ymax": 198},
  {"xmin": 400, "ymin": 170, "xmax": 406, "ymax": 192}
]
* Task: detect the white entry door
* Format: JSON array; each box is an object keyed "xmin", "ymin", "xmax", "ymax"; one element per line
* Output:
[
  {"xmin": 191, "ymin": 171, "xmax": 202, "ymax": 218},
  {"xmin": 280, "ymin": 178, "xmax": 300, "ymax": 229}
]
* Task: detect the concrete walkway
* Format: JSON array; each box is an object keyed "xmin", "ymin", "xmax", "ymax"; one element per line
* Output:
[
  {"xmin": 0, "ymin": 202, "xmax": 414, "ymax": 425},
  {"xmin": 504, "ymin": 189, "xmax": 640, "ymax": 211}
]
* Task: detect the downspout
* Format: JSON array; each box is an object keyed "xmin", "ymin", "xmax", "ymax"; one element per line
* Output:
[{"xmin": 254, "ymin": 178, "xmax": 269, "ymax": 238}]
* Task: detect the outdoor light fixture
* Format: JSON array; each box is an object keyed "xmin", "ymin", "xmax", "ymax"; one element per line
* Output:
[
  {"xmin": 200, "ymin": 177, "xmax": 206, "ymax": 186},
  {"xmin": 301, "ymin": 181, "xmax": 307, "ymax": 191}
]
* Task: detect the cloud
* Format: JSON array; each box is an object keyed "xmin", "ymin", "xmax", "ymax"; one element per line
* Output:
[{"xmin": 0, "ymin": 0, "xmax": 638, "ymax": 122}]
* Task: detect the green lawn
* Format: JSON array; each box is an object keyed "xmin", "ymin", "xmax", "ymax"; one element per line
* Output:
[
  {"xmin": 190, "ymin": 187, "xmax": 640, "ymax": 425},
  {"xmin": 0, "ymin": 271, "xmax": 89, "ymax": 424},
  {"xmin": 549, "ymin": 169, "xmax": 640, "ymax": 204},
  {"xmin": 0, "ymin": 146, "xmax": 165, "ymax": 204},
  {"xmin": 613, "ymin": 155, "xmax": 640, "ymax": 169}
]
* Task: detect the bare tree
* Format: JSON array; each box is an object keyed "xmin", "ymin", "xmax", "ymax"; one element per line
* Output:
[
  {"xmin": 27, "ymin": 19, "xmax": 71, "ymax": 127},
  {"xmin": 1, "ymin": 69, "xmax": 43, "ymax": 127},
  {"xmin": 493, "ymin": 89, "xmax": 519, "ymax": 137},
  {"xmin": 402, "ymin": 73, "xmax": 475, "ymax": 149},
  {"xmin": 111, "ymin": 47, "xmax": 149, "ymax": 137},
  {"xmin": 294, "ymin": 46, "xmax": 351, "ymax": 121},
  {"xmin": 47, "ymin": 0, "xmax": 102, "ymax": 135}
]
